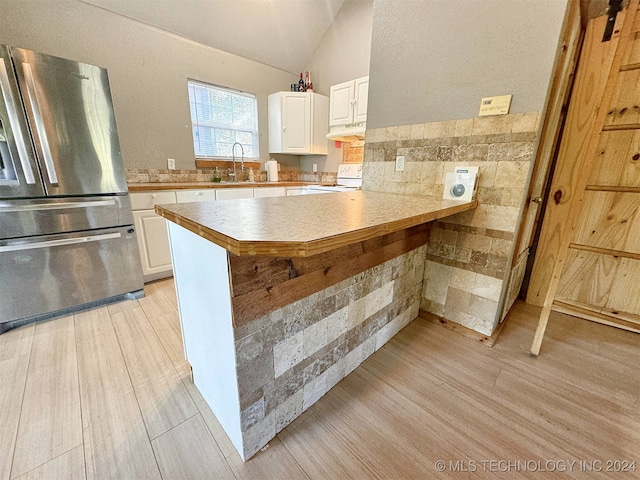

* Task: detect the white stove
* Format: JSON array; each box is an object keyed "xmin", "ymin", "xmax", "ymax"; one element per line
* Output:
[{"xmin": 305, "ymin": 164, "xmax": 363, "ymax": 194}]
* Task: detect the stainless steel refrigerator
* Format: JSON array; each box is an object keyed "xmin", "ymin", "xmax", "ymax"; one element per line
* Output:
[{"xmin": 0, "ymin": 45, "xmax": 143, "ymax": 333}]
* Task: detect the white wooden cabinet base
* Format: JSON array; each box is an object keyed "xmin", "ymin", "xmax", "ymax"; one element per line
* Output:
[
  {"xmin": 254, "ymin": 186, "xmax": 286, "ymax": 198},
  {"xmin": 131, "ymin": 191, "xmax": 177, "ymax": 282},
  {"xmin": 133, "ymin": 210, "xmax": 174, "ymax": 282},
  {"xmin": 167, "ymin": 223, "xmax": 244, "ymax": 455},
  {"xmin": 132, "ymin": 186, "xmax": 292, "ymax": 282},
  {"xmin": 176, "ymin": 189, "xmax": 216, "ymax": 203},
  {"xmin": 215, "ymin": 188, "xmax": 254, "ymax": 201}
]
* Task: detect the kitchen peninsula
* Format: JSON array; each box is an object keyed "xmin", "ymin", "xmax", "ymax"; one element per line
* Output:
[{"xmin": 156, "ymin": 191, "xmax": 477, "ymax": 460}]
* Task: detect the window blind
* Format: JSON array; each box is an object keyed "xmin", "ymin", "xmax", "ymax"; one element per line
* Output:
[{"xmin": 188, "ymin": 80, "xmax": 259, "ymax": 159}]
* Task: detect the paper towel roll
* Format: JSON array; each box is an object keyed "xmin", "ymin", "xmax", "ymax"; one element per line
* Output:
[{"xmin": 266, "ymin": 160, "xmax": 279, "ymax": 182}]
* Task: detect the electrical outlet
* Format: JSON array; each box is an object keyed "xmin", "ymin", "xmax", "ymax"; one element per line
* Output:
[
  {"xmin": 395, "ymin": 155, "xmax": 405, "ymax": 172},
  {"xmin": 313, "ymin": 164, "xmax": 318, "ymax": 173},
  {"xmin": 167, "ymin": 158, "xmax": 176, "ymax": 170}
]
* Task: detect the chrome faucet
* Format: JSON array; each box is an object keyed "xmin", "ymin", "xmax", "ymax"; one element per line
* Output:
[{"xmin": 230, "ymin": 142, "xmax": 245, "ymax": 182}]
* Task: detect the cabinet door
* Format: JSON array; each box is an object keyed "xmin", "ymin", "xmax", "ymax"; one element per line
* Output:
[
  {"xmin": 175, "ymin": 189, "xmax": 216, "ymax": 203},
  {"xmin": 215, "ymin": 188, "xmax": 254, "ymax": 200},
  {"xmin": 282, "ymin": 93, "xmax": 311, "ymax": 153},
  {"xmin": 353, "ymin": 76, "xmax": 369, "ymax": 124},
  {"xmin": 329, "ymin": 80, "xmax": 355, "ymax": 127},
  {"xmin": 130, "ymin": 191, "xmax": 177, "ymax": 210},
  {"xmin": 254, "ymin": 186, "xmax": 286, "ymax": 198},
  {"xmin": 133, "ymin": 210, "xmax": 173, "ymax": 279}
]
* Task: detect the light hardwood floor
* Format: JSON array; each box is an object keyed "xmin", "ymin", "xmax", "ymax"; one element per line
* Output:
[{"xmin": 0, "ymin": 278, "xmax": 638, "ymax": 479}]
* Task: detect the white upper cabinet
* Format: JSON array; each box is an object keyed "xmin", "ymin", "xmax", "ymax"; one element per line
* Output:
[
  {"xmin": 268, "ymin": 92, "xmax": 329, "ymax": 155},
  {"xmin": 329, "ymin": 76, "xmax": 369, "ymax": 127}
]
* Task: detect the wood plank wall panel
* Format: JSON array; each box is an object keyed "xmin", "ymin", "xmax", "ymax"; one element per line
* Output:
[
  {"xmin": 526, "ymin": 14, "xmax": 620, "ymax": 306},
  {"xmin": 553, "ymin": 299, "xmax": 640, "ymax": 332},
  {"xmin": 556, "ymin": 249, "xmax": 640, "ymax": 321},
  {"xmin": 621, "ymin": 12, "xmax": 640, "ymax": 66},
  {"xmin": 528, "ymin": 6, "xmax": 640, "ymax": 353},
  {"xmin": 588, "ymin": 130, "xmax": 640, "ymax": 187},
  {"xmin": 230, "ymin": 225, "xmax": 429, "ymax": 327},
  {"xmin": 573, "ymin": 191, "xmax": 640, "ymax": 253},
  {"xmin": 554, "ymin": 6, "xmax": 640, "ymax": 328},
  {"xmin": 604, "ymin": 69, "xmax": 640, "ymax": 126},
  {"xmin": 557, "ymin": 249, "xmax": 618, "ymax": 306}
]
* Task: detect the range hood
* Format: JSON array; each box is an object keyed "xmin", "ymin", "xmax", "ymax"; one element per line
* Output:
[{"xmin": 326, "ymin": 123, "xmax": 366, "ymax": 142}]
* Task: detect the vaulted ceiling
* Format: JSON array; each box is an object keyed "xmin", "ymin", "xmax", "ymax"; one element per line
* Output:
[{"xmin": 83, "ymin": 0, "xmax": 346, "ymax": 74}]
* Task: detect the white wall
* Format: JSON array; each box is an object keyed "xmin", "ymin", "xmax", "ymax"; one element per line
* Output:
[
  {"xmin": 0, "ymin": 0, "xmax": 297, "ymax": 170},
  {"xmin": 367, "ymin": 0, "xmax": 568, "ymax": 128},
  {"xmin": 300, "ymin": 0, "xmax": 373, "ymax": 172}
]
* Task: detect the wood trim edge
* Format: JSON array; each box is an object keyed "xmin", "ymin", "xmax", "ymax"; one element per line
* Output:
[
  {"xmin": 157, "ymin": 199, "xmax": 477, "ymax": 258},
  {"xmin": 568, "ymin": 243, "xmax": 640, "ymax": 260},
  {"xmin": 418, "ymin": 309, "xmax": 502, "ymax": 347},
  {"xmin": 196, "ymin": 159, "xmax": 261, "ymax": 169},
  {"xmin": 552, "ymin": 300, "xmax": 640, "ymax": 333},
  {"xmin": 231, "ymin": 228, "xmax": 430, "ymax": 327}
]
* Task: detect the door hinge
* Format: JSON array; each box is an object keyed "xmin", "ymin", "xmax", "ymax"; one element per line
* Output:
[{"xmin": 602, "ymin": 0, "xmax": 623, "ymax": 42}]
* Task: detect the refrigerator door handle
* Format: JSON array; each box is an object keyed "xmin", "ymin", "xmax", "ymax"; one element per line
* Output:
[
  {"xmin": 0, "ymin": 198, "xmax": 117, "ymax": 212},
  {"xmin": 0, "ymin": 232, "xmax": 121, "ymax": 253},
  {"xmin": 0, "ymin": 58, "xmax": 37, "ymax": 185},
  {"xmin": 21, "ymin": 62, "xmax": 58, "ymax": 185}
]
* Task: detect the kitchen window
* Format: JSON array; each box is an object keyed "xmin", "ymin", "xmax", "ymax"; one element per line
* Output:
[{"xmin": 188, "ymin": 80, "xmax": 258, "ymax": 159}]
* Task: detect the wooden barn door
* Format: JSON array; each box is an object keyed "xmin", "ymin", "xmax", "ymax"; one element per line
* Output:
[{"xmin": 527, "ymin": 3, "xmax": 640, "ymax": 355}]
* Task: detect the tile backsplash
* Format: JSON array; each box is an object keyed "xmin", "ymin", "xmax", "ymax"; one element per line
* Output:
[
  {"xmin": 126, "ymin": 168, "xmax": 337, "ymax": 184},
  {"xmin": 363, "ymin": 112, "xmax": 540, "ymax": 335},
  {"xmin": 342, "ymin": 142, "xmax": 364, "ymax": 164}
]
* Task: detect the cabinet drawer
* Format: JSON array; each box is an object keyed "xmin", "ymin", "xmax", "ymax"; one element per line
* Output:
[
  {"xmin": 130, "ymin": 191, "xmax": 177, "ymax": 210},
  {"xmin": 254, "ymin": 187, "xmax": 285, "ymax": 198},
  {"xmin": 215, "ymin": 188, "xmax": 254, "ymax": 201},
  {"xmin": 176, "ymin": 189, "xmax": 216, "ymax": 203}
]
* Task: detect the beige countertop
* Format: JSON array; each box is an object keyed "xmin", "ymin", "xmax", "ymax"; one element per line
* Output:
[
  {"xmin": 128, "ymin": 181, "xmax": 330, "ymax": 191},
  {"xmin": 155, "ymin": 191, "xmax": 477, "ymax": 257}
]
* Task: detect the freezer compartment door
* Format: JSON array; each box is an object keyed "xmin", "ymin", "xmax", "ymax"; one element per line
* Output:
[
  {"xmin": 0, "ymin": 45, "xmax": 45, "ymax": 198},
  {"xmin": 10, "ymin": 47, "xmax": 127, "ymax": 196},
  {"xmin": 0, "ymin": 194, "xmax": 134, "ymax": 239},
  {"xmin": 0, "ymin": 226, "xmax": 143, "ymax": 325}
]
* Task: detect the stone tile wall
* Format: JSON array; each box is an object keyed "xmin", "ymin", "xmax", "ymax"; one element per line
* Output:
[
  {"xmin": 342, "ymin": 141, "xmax": 364, "ymax": 164},
  {"xmin": 232, "ymin": 245, "xmax": 425, "ymax": 459},
  {"xmin": 362, "ymin": 113, "xmax": 540, "ymax": 335},
  {"xmin": 125, "ymin": 168, "xmax": 338, "ymax": 184}
]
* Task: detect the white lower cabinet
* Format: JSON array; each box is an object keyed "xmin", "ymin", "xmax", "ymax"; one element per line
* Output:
[
  {"xmin": 132, "ymin": 185, "xmax": 291, "ymax": 282},
  {"xmin": 133, "ymin": 210, "xmax": 174, "ymax": 280},
  {"xmin": 130, "ymin": 191, "xmax": 178, "ymax": 282},
  {"xmin": 215, "ymin": 188, "xmax": 254, "ymax": 200},
  {"xmin": 254, "ymin": 186, "xmax": 286, "ymax": 198},
  {"xmin": 285, "ymin": 187, "xmax": 304, "ymax": 196},
  {"xmin": 175, "ymin": 189, "xmax": 216, "ymax": 203}
]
